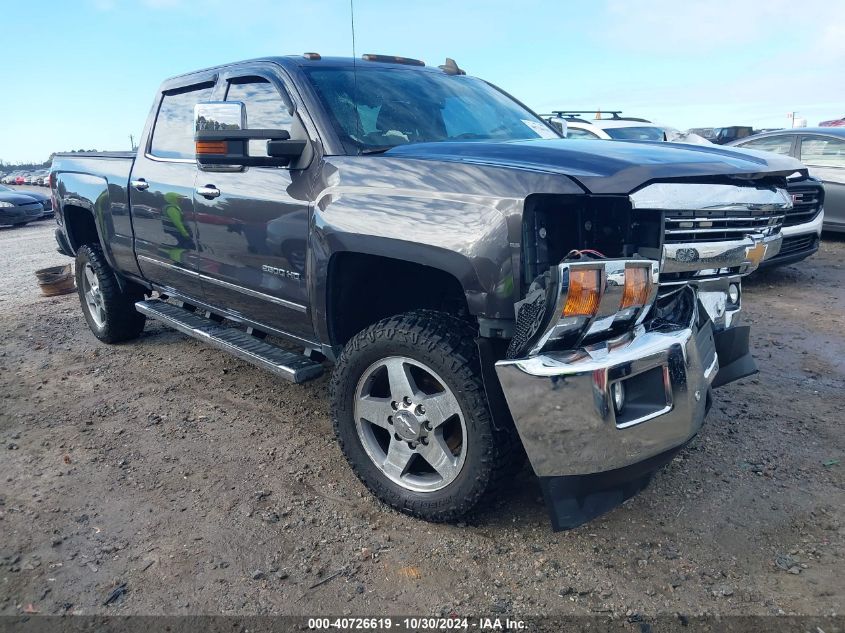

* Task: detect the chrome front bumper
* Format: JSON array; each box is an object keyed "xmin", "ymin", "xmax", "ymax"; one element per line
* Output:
[{"xmin": 495, "ymin": 289, "xmax": 718, "ymax": 477}]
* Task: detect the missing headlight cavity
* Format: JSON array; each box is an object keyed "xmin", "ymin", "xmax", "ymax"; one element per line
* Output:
[{"xmin": 522, "ymin": 194, "xmax": 662, "ymax": 284}]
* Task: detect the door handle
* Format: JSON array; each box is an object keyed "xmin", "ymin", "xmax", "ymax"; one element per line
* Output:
[
  {"xmin": 196, "ymin": 185, "xmax": 221, "ymax": 199},
  {"xmin": 130, "ymin": 179, "xmax": 149, "ymax": 191}
]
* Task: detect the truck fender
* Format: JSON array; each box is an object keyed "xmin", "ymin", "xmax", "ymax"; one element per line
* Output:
[
  {"xmin": 311, "ymin": 228, "xmax": 504, "ymax": 344},
  {"xmin": 55, "ymin": 172, "xmax": 124, "ymax": 287}
]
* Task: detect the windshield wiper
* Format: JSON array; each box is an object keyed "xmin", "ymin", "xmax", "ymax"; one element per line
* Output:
[{"xmin": 359, "ymin": 146, "xmax": 394, "ymax": 155}]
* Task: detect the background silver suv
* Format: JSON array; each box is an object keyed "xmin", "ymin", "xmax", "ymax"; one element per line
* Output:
[{"xmin": 729, "ymin": 128, "xmax": 844, "ymax": 234}]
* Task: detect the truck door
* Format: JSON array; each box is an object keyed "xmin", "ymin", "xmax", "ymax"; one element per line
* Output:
[
  {"xmin": 130, "ymin": 80, "xmax": 213, "ymax": 293},
  {"xmin": 192, "ymin": 70, "xmax": 315, "ymax": 339}
]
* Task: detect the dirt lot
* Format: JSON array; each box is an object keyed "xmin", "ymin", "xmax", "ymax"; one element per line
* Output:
[{"xmin": 1, "ymin": 218, "xmax": 843, "ymax": 619}]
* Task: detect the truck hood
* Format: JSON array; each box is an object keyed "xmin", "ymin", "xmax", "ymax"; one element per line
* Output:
[{"xmin": 384, "ymin": 139, "xmax": 805, "ymax": 194}]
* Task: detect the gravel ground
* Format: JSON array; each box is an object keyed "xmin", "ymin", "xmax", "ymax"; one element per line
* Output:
[
  {"xmin": 0, "ymin": 186, "xmax": 65, "ymax": 305},
  {"xmin": 0, "ymin": 217, "xmax": 843, "ymax": 619}
]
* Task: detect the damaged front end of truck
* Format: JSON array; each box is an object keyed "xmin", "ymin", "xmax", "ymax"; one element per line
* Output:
[{"xmin": 495, "ymin": 178, "xmax": 794, "ymax": 530}]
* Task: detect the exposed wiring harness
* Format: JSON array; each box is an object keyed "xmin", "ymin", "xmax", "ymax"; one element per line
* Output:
[{"xmin": 564, "ymin": 248, "xmax": 606, "ymax": 260}]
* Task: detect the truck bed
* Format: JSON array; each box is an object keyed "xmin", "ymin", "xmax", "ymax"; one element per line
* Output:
[
  {"xmin": 53, "ymin": 151, "xmax": 136, "ymax": 159},
  {"xmin": 51, "ymin": 151, "xmax": 138, "ymax": 278},
  {"xmin": 52, "ymin": 152, "xmax": 135, "ymax": 186}
]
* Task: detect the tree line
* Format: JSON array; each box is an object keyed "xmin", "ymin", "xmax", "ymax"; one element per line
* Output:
[{"xmin": 1, "ymin": 150, "xmax": 102, "ymax": 171}]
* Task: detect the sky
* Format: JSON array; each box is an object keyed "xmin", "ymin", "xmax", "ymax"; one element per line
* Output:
[{"xmin": 1, "ymin": 0, "xmax": 843, "ymax": 164}]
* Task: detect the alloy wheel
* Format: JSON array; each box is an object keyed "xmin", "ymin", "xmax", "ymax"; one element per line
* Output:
[
  {"xmin": 353, "ymin": 356, "xmax": 467, "ymax": 492},
  {"xmin": 82, "ymin": 262, "xmax": 106, "ymax": 328}
]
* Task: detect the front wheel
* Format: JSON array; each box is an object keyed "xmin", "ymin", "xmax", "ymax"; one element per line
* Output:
[
  {"xmin": 330, "ymin": 310, "xmax": 521, "ymax": 522},
  {"xmin": 75, "ymin": 244, "xmax": 146, "ymax": 343}
]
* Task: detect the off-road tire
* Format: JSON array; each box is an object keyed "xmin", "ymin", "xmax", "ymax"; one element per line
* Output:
[
  {"xmin": 75, "ymin": 243, "xmax": 146, "ymax": 343},
  {"xmin": 330, "ymin": 310, "xmax": 523, "ymax": 522}
]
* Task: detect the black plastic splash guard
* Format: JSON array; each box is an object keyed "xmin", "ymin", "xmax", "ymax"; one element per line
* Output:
[
  {"xmin": 712, "ymin": 325, "xmax": 757, "ymax": 388},
  {"xmin": 539, "ymin": 444, "xmax": 686, "ymax": 531}
]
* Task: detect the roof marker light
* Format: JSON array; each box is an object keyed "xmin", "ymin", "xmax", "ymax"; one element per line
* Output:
[
  {"xmin": 361, "ymin": 54, "xmax": 425, "ymax": 66},
  {"xmin": 438, "ymin": 58, "xmax": 466, "ymax": 75}
]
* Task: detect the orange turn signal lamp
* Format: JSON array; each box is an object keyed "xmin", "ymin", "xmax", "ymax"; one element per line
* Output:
[
  {"xmin": 563, "ymin": 268, "xmax": 602, "ymax": 317},
  {"xmin": 562, "ymin": 263, "xmax": 654, "ymax": 319},
  {"xmin": 195, "ymin": 140, "xmax": 228, "ymax": 155},
  {"xmin": 621, "ymin": 265, "xmax": 652, "ymax": 309}
]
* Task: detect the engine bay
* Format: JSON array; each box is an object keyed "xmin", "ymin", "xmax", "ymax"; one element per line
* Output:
[{"xmin": 521, "ymin": 193, "xmax": 663, "ymax": 285}]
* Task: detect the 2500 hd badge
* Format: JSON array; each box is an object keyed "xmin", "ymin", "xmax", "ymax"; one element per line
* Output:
[{"xmin": 262, "ymin": 264, "xmax": 301, "ymax": 280}]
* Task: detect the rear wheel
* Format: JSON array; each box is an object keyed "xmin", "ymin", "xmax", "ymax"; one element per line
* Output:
[
  {"xmin": 75, "ymin": 244, "xmax": 146, "ymax": 343},
  {"xmin": 331, "ymin": 310, "xmax": 522, "ymax": 522}
]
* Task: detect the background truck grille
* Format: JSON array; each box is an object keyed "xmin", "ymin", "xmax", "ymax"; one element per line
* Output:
[
  {"xmin": 779, "ymin": 234, "xmax": 817, "ymax": 257},
  {"xmin": 784, "ymin": 186, "xmax": 822, "ymax": 226},
  {"xmin": 663, "ymin": 209, "xmax": 784, "ymax": 243}
]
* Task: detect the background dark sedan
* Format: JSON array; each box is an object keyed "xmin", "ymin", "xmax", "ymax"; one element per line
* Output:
[
  {"xmin": 11, "ymin": 186, "xmax": 53, "ymax": 219},
  {"xmin": 0, "ymin": 185, "xmax": 48, "ymax": 227},
  {"xmin": 729, "ymin": 127, "xmax": 845, "ymax": 233}
]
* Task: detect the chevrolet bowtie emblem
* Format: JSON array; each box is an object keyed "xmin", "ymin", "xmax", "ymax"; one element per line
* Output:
[{"xmin": 746, "ymin": 242, "xmax": 768, "ymax": 266}]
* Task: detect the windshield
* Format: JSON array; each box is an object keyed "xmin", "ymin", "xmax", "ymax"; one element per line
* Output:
[
  {"xmin": 304, "ymin": 67, "xmax": 559, "ymax": 153},
  {"xmin": 604, "ymin": 126, "xmax": 665, "ymax": 141}
]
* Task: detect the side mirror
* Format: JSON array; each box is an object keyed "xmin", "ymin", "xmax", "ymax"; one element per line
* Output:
[
  {"xmin": 194, "ymin": 101, "xmax": 306, "ymax": 170},
  {"xmin": 547, "ymin": 117, "xmax": 568, "ymax": 137}
]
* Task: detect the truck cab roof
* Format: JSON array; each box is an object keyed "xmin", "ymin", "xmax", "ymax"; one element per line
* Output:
[{"xmin": 165, "ymin": 54, "xmax": 452, "ymax": 86}]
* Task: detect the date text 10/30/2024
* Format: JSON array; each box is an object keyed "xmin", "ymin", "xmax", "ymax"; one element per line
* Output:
[{"xmin": 307, "ymin": 617, "xmax": 527, "ymax": 630}]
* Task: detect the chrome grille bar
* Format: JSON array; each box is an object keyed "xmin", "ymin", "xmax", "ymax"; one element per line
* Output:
[{"xmin": 631, "ymin": 182, "xmax": 790, "ymax": 245}]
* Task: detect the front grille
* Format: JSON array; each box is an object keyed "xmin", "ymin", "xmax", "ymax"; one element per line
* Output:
[
  {"xmin": 778, "ymin": 234, "xmax": 817, "ymax": 257},
  {"xmin": 784, "ymin": 186, "xmax": 822, "ymax": 226},
  {"xmin": 663, "ymin": 208, "xmax": 784, "ymax": 243}
]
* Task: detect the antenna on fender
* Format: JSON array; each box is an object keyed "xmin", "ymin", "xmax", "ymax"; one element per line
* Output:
[{"xmin": 350, "ymin": 0, "xmax": 361, "ymax": 154}]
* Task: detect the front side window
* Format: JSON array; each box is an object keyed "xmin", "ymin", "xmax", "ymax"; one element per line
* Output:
[
  {"xmin": 738, "ymin": 135, "xmax": 793, "ymax": 155},
  {"xmin": 604, "ymin": 126, "xmax": 665, "ymax": 141},
  {"xmin": 800, "ymin": 136, "xmax": 845, "ymax": 168},
  {"xmin": 225, "ymin": 77, "xmax": 293, "ymax": 130},
  {"xmin": 225, "ymin": 77, "xmax": 294, "ymax": 158},
  {"xmin": 304, "ymin": 67, "xmax": 559, "ymax": 153},
  {"xmin": 150, "ymin": 83, "xmax": 214, "ymax": 159}
]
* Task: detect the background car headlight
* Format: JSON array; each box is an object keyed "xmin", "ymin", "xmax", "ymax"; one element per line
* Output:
[{"xmin": 0, "ymin": 201, "xmax": 15, "ymax": 208}]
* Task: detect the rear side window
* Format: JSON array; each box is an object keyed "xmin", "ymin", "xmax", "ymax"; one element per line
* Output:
[
  {"xmin": 150, "ymin": 83, "xmax": 214, "ymax": 159},
  {"xmin": 604, "ymin": 126, "xmax": 665, "ymax": 141},
  {"xmin": 739, "ymin": 136, "xmax": 793, "ymax": 155},
  {"xmin": 225, "ymin": 77, "xmax": 294, "ymax": 157},
  {"xmin": 800, "ymin": 136, "xmax": 845, "ymax": 168}
]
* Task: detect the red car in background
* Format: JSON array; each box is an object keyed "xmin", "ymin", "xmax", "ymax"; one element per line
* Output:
[{"xmin": 820, "ymin": 117, "xmax": 845, "ymax": 127}]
